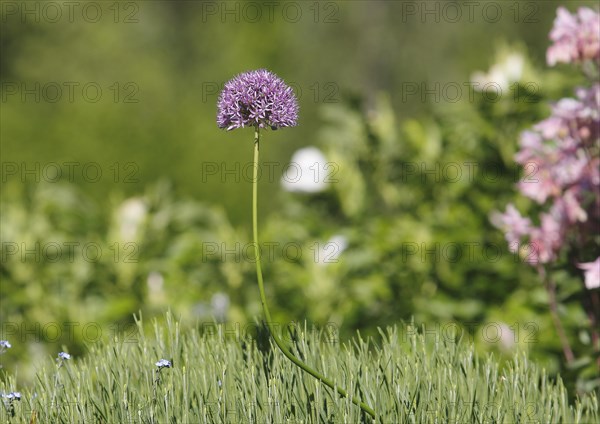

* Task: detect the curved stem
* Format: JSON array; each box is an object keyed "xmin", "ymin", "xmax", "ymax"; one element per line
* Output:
[
  {"xmin": 538, "ymin": 265, "xmax": 574, "ymax": 364},
  {"xmin": 252, "ymin": 128, "xmax": 376, "ymax": 420}
]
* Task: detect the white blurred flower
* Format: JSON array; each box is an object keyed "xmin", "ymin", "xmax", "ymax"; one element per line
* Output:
[
  {"xmin": 578, "ymin": 257, "xmax": 600, "ymax": 290},
  {"xmin": 211, "ymin": 292, "xmax": 230, "ymax": 322},
  {"xmin": 118, "ymin": 198, "xmax": 147, "ymax": 241},
  {"xmin": 317, "ymin": 235, "xmax": 348, "ymax": 265},
  {"xmin": 147, "ymin": 271, "xmax": 164, "ymax": 293},
  {"xmin": 471, "ymin": 52, "xmax": 524, "ymax": 92},
  {"xmin": 281, "ymin": 147, "xmax": 329, "ymax": 194},
  {"xmin": 497, "ymin": 322, "xmax": 516, "ymax": 351},
  {"xmin": 503, "ymin": 53, "xmax": 525, "ymax": 82}
]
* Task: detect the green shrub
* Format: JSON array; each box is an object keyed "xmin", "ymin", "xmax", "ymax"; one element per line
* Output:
[{"xmin": 1, "ymin": 314, "xmax": 597, "ymax": 423}]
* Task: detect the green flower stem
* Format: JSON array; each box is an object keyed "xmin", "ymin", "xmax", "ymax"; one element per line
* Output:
[{"xmin": 252, "ymin": 127, "xmax": 376, "ymax": 420}]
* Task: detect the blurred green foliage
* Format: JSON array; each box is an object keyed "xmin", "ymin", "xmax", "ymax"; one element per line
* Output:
[
  {"xmin": 1, "ymin": 0, "xmax": 598, "ymax": 397},
  {"xmin": 0, "ymin": 1, "xmax": 588, "ymax": 221}
]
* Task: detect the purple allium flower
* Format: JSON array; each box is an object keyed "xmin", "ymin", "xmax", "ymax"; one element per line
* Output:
[
  {"xmin": 155, "ymin": 359, "xmax": 172, "ymax": 369},
  {"xmin": 217, "ymin": 69, "xmax": 298, "ymax": 131}
]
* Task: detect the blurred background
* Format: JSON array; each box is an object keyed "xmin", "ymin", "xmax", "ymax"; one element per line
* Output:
[{"xmin": 1, "ymin": 1, "xmax": 597, "ymax": 393}]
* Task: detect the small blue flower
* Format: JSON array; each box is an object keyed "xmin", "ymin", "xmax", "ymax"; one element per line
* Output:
[
  {"xmin": 155, "ymin": 359, "xmax": 172, "ymax": 369},
  {"xmin": 4, "ymin": 392, "xmax": 21, "ymax": 401},
  {"xmin": 58, "ymin": 352, "xmax": 71, "ymax": 361},
  {"xmin": 0, "ymin": 340, "xmax": 11, "ymax": 349}
]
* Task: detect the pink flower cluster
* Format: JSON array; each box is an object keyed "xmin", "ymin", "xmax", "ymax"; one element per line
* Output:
[
  {"xmin": 493, "ymin": 7, "xmax": 599, "ymax": 289},
  {"xmin": 494, "ymin": 82, "xmax": 599, "ymax": 267},
  {"xmin": 547, "ymin": 7, "xmax": 600, "ymax": 66}
]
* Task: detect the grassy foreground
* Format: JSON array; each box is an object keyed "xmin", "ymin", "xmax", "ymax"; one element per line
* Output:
[{"xmin": 1, "ymin": 314, "xmax": 597, "ymax": 423}]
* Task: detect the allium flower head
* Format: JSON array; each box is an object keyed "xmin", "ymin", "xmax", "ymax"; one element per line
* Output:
[{"xmin": 217, "ymin": 69, "xmax": 298, "ymax": 131}]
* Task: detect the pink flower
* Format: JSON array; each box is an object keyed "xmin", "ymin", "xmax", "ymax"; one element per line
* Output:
[
  {"xmin": 494, "ymin": 8, "xmax": 599, "ymax": 272},
  {"xmin": 553, "ymin": 189, "xmax": 588, "ymax": 223},
  {"xmin": 577, "ymin": 257, "xmax": 600, "ymax": 289},
  {"xmin": 490, "ymin": 204, "xmax": 532, "ymax": 249},
  {"xmin": 514, "ymin": 131, "xmax": 543, "ymax": 164},
  {"xmin": 554, "ymin": 154, "xmax": 588, "ymax": 186},
  {"xmin": 526, "ymin": 213, "xmax": 564, "ymax": 264},
  {"xmin": 577, "ymin": 8, "xmax": 600, "ymax": 62},
  {"xmin": 534, "ymin": 91, "xmax": 597, "ymax": 148},
  {"xmin": 577, "ymin": 84, "xmax": 600, "ymax": 146},
  {"xmin": 535, "ymin": 99, "xmax": 578, "ymax": 140},
  {"xmin": 517, "ymin": 164, "xmax": 561, "ymax": 204},
  {"xmin": 515, "ymin": 84, "xmax": 599, "ymax": 205},
  {"xmin": 547, "ymin": 7, "xmax": 600, "ymax": 66}
]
